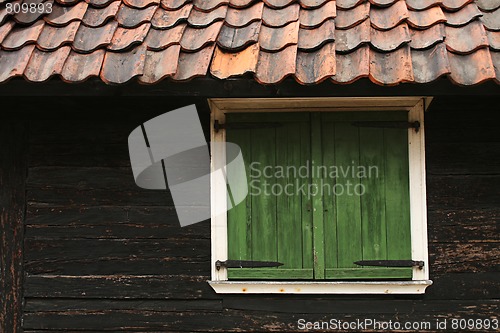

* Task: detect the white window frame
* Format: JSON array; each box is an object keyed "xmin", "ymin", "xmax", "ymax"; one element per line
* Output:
[{"xmin": 208, "ymin": 97, "xmax": 433, "ymax": 294}]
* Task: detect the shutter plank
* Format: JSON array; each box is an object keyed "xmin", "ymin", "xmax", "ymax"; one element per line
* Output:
[
  {"xmin": 321, "ymin": 120, "xmax": 338, "ymax": 271},
  {"xmin": 334, "ymin": 121, "xmax": 363, "ymax": 269},
  {"xmin": 359, "ymin": 127, "xmax": 387, "ymax": 261},
  {"xmin": 384, "ymin": 120, "xmax": 412, "ymax": 262},
  {"xmin": 227, "ymin": 127, "xmax": 251, "ymax": 262},
  {"xmin": 251, "ymin": 127, "xmax": 277, "ymax": 264}
]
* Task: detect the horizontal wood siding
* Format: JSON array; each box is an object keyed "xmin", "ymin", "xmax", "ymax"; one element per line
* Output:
[{"xmin": 8, "ymin": 96, "xmax": 498, "ymax": 331}]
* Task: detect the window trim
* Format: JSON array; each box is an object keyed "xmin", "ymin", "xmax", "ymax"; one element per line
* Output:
[{"xmin": 208, "ymin": 97, "xmax": 432, "ymax": 294}]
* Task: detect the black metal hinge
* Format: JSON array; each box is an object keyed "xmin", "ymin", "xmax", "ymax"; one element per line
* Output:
[
  {"xmin": 351, "ymin": 121, "xmax": 420, "ymax": 132},
  {"xmin": 214, "ymin": 120, "xmax": 283, "ymax": 133},
  {"xmin": 354, "ymin": 260, "xmax": 425, "ymax": 269},
  {"xmin": 215, "ymin": 260, "xmax": 284, "ymax": 270}
]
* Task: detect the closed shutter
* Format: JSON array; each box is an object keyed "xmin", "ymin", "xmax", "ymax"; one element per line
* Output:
[
  {"xmin": 320, "ymin": 112, "xmax": 412, "ymax": 279},
  {"xmin": 225, "ymin": 112, "xmax": 412, "ymax": 280},
  {"xmin": 226, "ymin": 113, "xmax": 314, "ymax": 279}
]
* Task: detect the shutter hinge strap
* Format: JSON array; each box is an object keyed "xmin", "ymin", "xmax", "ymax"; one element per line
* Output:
[{"xmin": 354, "ymin": 260, "xmax": 425, "ymax": 269}]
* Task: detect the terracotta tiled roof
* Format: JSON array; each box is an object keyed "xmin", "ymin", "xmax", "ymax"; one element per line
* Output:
[{"xmin": 0, "ymin": 0, "xmax": 499, "ymax": 85}]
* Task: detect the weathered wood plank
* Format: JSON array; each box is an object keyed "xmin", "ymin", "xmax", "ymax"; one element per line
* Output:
[
  {"xmin": 426, "ymin": 175, "xmax": 500, "ymax": 209},
  {"xmin": 21, "ymin": 303, "xmax": 500, "ymax": 331},
  {"xmin": 429, "ymin": 242, "xmax": 499, "ymax": 275},
  {"xmin": 428, "ymin": 209, "xmax": 499, "ymax": 243},
  {"xmin": 0, "ymin": 121, "xmax": 27, "ymax": 333},
  {"xmin": 426, "ymin": 143, "xmax": 500, "ymax": 175},
  {"xmin": 25, "ymin": 239, "xmax": 211, "ymax": 261},
  {"xmin": 24, "ymin": 275, "xmax": 217, "ymax": 299},
  {"xmin": 24, "ymin": 299, "xmax": 222, "ymax": 312}
]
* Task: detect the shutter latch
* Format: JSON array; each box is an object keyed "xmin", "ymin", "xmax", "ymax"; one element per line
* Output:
[
  {"xmin": 215, "ymin": 260, "xmax": 284, "ymax": 270},
  {"xmin": 351, "ymin": 121, "xmax": 420, "ymax": 132},
  {"xmin": 354, "ymin": 260, "xmax": 424, "ymax": 269}
]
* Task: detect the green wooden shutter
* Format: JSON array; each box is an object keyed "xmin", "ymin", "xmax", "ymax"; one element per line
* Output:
[
  {"xmin": 226, "ymin": 113, "xmax": 314, "ymax": 279},
  {"xmin": 321, "ymin": 112, "xmax": 412, "ymax": 279},
  {"xmin": 225, "ymin": 112, "xmax": 412, "ymax": 280}
]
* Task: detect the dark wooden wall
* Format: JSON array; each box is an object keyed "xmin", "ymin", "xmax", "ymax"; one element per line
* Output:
[{"xmin": 1, "ymin": 96, "xmax": 498, "ymax": 332}]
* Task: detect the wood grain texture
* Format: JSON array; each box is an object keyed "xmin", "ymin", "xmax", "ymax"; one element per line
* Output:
[
  {"xmin": 6, "ymin": 96, "xmax": 498, "ymax": 330},
  {"xmin": 0, "ymin": 120, "xmax": 27, "ymax": 333}
]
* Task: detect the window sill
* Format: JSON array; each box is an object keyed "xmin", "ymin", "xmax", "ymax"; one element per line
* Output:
[{"xmin": 208, "ymin": 280, "xmax": 433, "ymax": 294}]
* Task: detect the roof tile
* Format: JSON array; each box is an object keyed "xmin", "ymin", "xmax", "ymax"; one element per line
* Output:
[
  {"xmin": 173, "ymin": 44, "xmax": 215, "ymax": 80},
  {"xmin": 370, "ymin": 23, "xmax": 411, "ymax": 51},
  {"xmin": 480, "ymin": 7, "xmax": 500, "ymax": 30},
  {"xmin": 44, "ymin": 2, "xmax": 88, "ymax": 26},
  {"xmin": 37, "ymin": 20, "xmax": 80, "ymax": 51},
  {"xmin": 259, "ymin": 21, "xmax": 299, "ymax": 51},
  {"xmin": 151, "ymin": 4, "xmax": 192, "ymax": 29},
  {"xmin": 444, "ymin": 3, "xmax": 482, "ymax": 27},
  {"xmin": 441, "ymin": 0, "xmax": 474, "ymax": 11},
  {"xmin": 193, "ymin": 0, "xmax": 228, "ymax": 12},
  {"xmin": 87, "ymin": 0, "xmax": 116, "ymax": 8},
  {"xmin": 0, "ymin": 45, "xmax": 35, "ymax": 83},
  {"xmin": 101, "ymin": 44, "xmax": 147, "ymax": 83},
  {"xmin": 299, "ymin": 0, "xmax": 331, "ymax": 9},
  {"xmin": 335, "ymin": 1, "xmax": 369, "ymax": 29},
  {"xmin": 188, "ymin": 5, "xmax": 227, "ymax": 27},
  {"xmin": 256, "ymin": 44, "xmax": 297, "ymax": 83},
  {"xmin": 73, "ymin": 21, "xmax": 118, "ymax": 52},
  {"xmin": 139, "ymin": 45, "xmax": 181, "ymax": 83},
  {"xmin": 447, "ymin": 47, "xmax": 496, "ymax": 84},
  {"xmin": 225, "ymin": 2, "xmax": 263, "ymax": 28},
  {"xmin": 24, "ymin": 45, "xmax": 71, "ymax": 82},
  {"xmin": 229, "ymin": 0, "xmax": 256, "ymax": 8},
  {"xmin": 14, "ymin": 0, "xmax": 52, "ymax": 25},
  {"xmin": 409, "ymin": 24, "xmax": 445, "ymax": 49},
  {"xmin": 486, "ymin": 30, "xmax": 500, "ymax": 50},
  {"xmin": 108, "ymin": 22, "xmax": 150, "ymax": 51},
  {"xmin": 369, "ymin": 45, "xmax": 414, "ymax": 85},
  {"xmin": 296, "ymin": 41, "xmax": 335, "ymax": 84},
  {"xmin": 0, "ymin": 0, "xmax": 499, "ymax": 86},
  {"xmin": 331, "ymin": 44, "xmax": 369, "ymax": 83},
  {"xmin": 263, "ymin": 0, "xmax": 296, "ymax": 9},
  {"xmin": 405, "ymin": 0, "xmax": 440, "ymax": 11},
  {"xmin": 369, "ymin": 0, "xmax": 399, "ymax": 8},
  {"xmin": 145, "ymin": 23, "xmax": 186, "ymax": 50},
  {"xmin": 2, "ymin": 20, "xmax": 44, "ymax": 50},
  {"xmin": 217, "ymin": 20, "xmax": 261, "ymax": 50},
  {"xmin": 0, "ymin": 21, "xmax": 14, "ymax": 44},
  {"xmin": 370, "ymin": 1, "xmax": 408, "ymax": 30},
  {"xmin": 335, "ymin": 18, "xmax": 369, "ymax": 51},
  {"xmin": 180, "ymin": 21, "xmax": 223, "ymax": 51},
  {"xmin": 298, "ymin": 18, "xmax": 334, "ymax": 50},
  {"xmin": 61, "ymin": 49, "xmax": 105, "ymax": 82},
  {"xmin": 160, "ymin": 0, "xmax": 191, "ymax": 10},
  {"xmin": 82, "ymin": 1, "xmax": 120, "ymax": 28},
  {"xmin": 211, "ymin": 43, "xmax": 259, "ymax": 79},
  {"xmin": 299, "ymin": 0, "xmax": 336, "ymax": 28},
  {"xmin": 123, "ymin": 0, "xmax": 160, "ymax": 9},
  {"xmin": 491, "ymin": 50, "xmax": 500, "ymax": 81},
  {"xmin": 336, "ymin": 0, "xmax": 364, "ymax": 10},
  {"xmin": 116, "ymin": 3, "xmax": 156, "ymax": 28},
  {"xmin": 476, "ymin": 0, "xmax": 500, "ymax": 12},
  {"xmin": 407, "ymin": 5, "xmax": 446, "ymax": 29},
  {"xmin": 262, "ymin": 3, "xmax": 300, "ymax": 27},
  {"xmin": 445, "ymin": 20, "xmax": 489, "ymax": 54},
  {"xmin": 411, "ymin": 42, "xmax": 450, "ymax": 82}
]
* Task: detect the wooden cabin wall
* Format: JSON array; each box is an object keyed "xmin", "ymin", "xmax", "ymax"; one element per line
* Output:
[{"xmin": 0, "ymin": 96, "xmax": 498, "ymax": 332}]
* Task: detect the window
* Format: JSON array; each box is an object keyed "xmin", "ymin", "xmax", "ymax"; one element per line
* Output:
[{"xmin": 208, "ymin": 98, "xmax": 432, "ymax": 294}]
